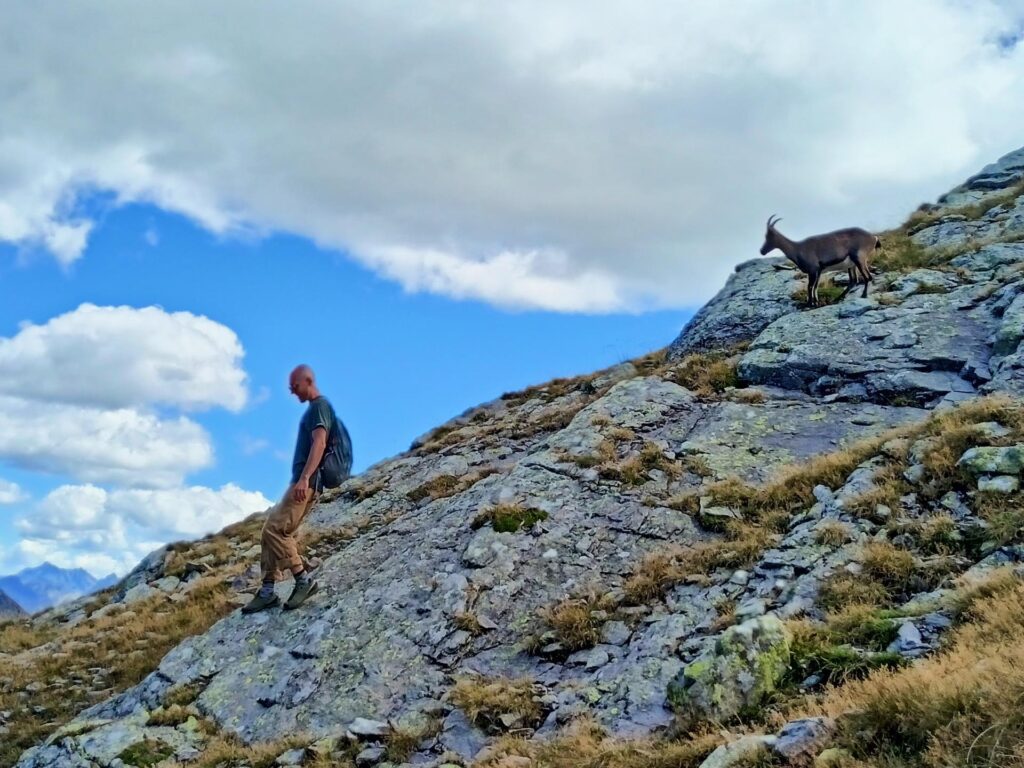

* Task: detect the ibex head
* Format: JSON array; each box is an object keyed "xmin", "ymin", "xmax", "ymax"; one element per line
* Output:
[{"xmin": 760, "ymin": 214, "xmax": 783, "ymax": 255}]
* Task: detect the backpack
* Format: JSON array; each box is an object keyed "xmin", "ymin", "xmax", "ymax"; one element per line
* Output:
[{"xmin": 319, "ymin": 403, "xmax": 353, "ymax": 489}]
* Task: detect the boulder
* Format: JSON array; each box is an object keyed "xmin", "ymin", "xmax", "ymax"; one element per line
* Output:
[
  {"xmin": 957, "ymin": 446, "xmax": 1024, "ymax": 476},
  {"xmin": 668, "ymin": 614, "xmax": 791, "ymax": 721}
]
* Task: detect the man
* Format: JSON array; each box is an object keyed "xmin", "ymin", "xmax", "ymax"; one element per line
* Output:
[{"xmin": 242, "ymin": 364, "xmax": 353, "ymax": 614}]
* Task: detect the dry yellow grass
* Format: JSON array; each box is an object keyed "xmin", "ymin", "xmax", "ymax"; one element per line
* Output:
[
  {"xmin": 803, "ymin": 582, "xmax": 1024, "ymax": 767},
  {"xmin": 474, "ymin": 717, "xmax": 722, "ymax": 768},
  {"xmin": 815, "ymin": 521, "xmax": 852, "ymax": 547},
  {"xmin": 665, "ymin": 350, "xmax": 742, "ymax": 398},
  {"xmin": 162, "ymin": 731, "xmax": 337, "ymax": 768},
  {"xmin": 450, "ymin": 676, "xmax": 544, "ymax": 732},
  {"xmin": 536, "ymin": 592, "xmax": 615, "ymax": 652},
  {"xmin": 623, "ymin": 525, "xmax": 769, "ymax": 604},
  {"xmin": 0, "ymin": 577, "xmax": 237, "ymax": 767}
]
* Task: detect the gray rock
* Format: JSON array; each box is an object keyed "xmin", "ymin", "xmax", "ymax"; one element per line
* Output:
[
  {"xmin": 276, "ymin": 748, "xmax": 307, "ymax": 766},
  {"xmin": 355, "ymin": 745, "xmax": 385, "ymax": 766},
  {"xmin": 774, "ymin": 717, "xmax": 836, "ymax": 765},
  {"xmin": 600, "ymin": 621, "xmax": 631, "ymax": 646},
  {"xmin": 348, "ymin": 718, "xmax": 390, "ymax": 738},
  {"xmin": 669, "ymin": 258, "xmax": 799, "ymax": 358},
  {"xmin": 959, "ymin": 446, "xmax": 1024, "ymax": 476},
  {"xmin": 152, "ymin": 576, "xmax": 181, "ymax": 593},
  {"xmin": 439, "ymin": 710, "xmax": 487, "ymax": 760},
  {"xmin": 978, "ymin": 475, "xmax": 1020, "ymax": 493},
  {"xmin": 669, "ymin": 614, "xmax": 791, "ymax": 722},
  {"xmin": 121, "ymin": 583, "xmax": 159, "ymax": 605},
  {"xmin": 584, "ymin": 648, "xmax": 611, "ymax": 670}
]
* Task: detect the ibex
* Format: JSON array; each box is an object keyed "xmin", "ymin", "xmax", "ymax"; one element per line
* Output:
[{"xmin": 760, "ymin": 215, "xmax": 881, "ymax": 307}]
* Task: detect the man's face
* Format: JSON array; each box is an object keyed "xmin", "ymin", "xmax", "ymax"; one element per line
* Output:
[{"xmin": 289, "ymin": 373, "xmax": 312, "ymax": 402}]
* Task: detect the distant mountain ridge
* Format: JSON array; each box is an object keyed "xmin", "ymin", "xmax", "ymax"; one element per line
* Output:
[
  {"xmin": 0, "ymin": 562, "xmax": 117, "ymax": 614},
  {"xmin": 0, "ymin": 588, "xmax": 25, "ymax": 617}
]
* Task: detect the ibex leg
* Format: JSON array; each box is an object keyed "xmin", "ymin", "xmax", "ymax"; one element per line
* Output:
[
  {"xmin": 840, "ymin": 268, "xmax": 857, "ymax": 299},
  {"xmin": 851, "ymin": 254, "xmax": 871, "ymax": 298}
]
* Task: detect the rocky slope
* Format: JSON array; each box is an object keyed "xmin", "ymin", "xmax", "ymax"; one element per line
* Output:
[{"xmin": 6, "ymin": 145, "xmax": 1024, "ymax": 768}]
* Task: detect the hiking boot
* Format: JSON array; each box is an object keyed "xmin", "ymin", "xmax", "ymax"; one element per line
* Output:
[
  {"xmin": 241, "ymin": 591, "xmax": 280, "ymax": 614},
  {"xmin": 283, "ymin": 579, "xmax": 319, "ymax": 611}
]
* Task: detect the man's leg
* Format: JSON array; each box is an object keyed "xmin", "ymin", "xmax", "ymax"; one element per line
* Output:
[
  {"xmin": 281, "ymin": 491, "xmax": 320, "ymax": 609},
  {"xmin": 243, "ymin": 487, "xmax": 315, "ymax": 613}
]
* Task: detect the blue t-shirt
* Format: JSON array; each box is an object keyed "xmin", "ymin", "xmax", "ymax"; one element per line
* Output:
[{"xmin": 291, "ymin": 397, "xmax": 335, "ymax": 485}]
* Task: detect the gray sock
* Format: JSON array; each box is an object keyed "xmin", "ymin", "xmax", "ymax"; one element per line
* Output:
[
  {"xmin": 258, "ymin": 581, "xmax": 275, "ymax": 597},
  {"xmin": 295, "ymin": 569, "xmax": 311, "ymax": 585}
]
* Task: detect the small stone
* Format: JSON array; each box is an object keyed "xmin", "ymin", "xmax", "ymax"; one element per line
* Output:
[
  {"xmin": 888, "ymin": 621, "xmax": 927, "ymax": 657},
  {"xmin": 476, "ymin": 614, "xmax": 499, "ymax": 631},
  {"xmin": 355, "ymin": 745, "xmax": 385, "ymax": 766},
  {"xmin": 978, "ymin": 475, "xmax": 1019, "ymax": 493},
  {"xmin": 542, "ymin": 548, "xmax": 558, "ymax": 560},
  {"xmin": 584, "ymin": 648, "xmax": 611, "ymax": 670},
  {"xmin": 735, "ymin": 598, "xmax": 766, "ymax": 620},
  {"xmin": 974, "ymin": 422, "xmax": 1011, "ymax": 440},
  {"xmin": 153, "ymin": 576, "xmax": 181, "ymax": 593},
  {"xmin": 812, "ymin": 485, "xmax": 834, "ymax": 504},
  {"xmin": 276, "ymin": 748, "xmax": 307, "ymax": 766},
  {"xmin": 600, "ymin": 621, "xmax": 631, "ymax": 646},
  {"xmin": 122, "ymin": 583, "xmax": 159, "ymax": 604},
  {"xmin": 176, "ymin": 746, "xmax": 202, "ymax": 762},
  {"xmin": 874, "ymin": 504, "xmax": 892, "ymax": 520},
  {"xmin": 498, "ymin": 712, "xmax": 523, "ymax": 729},
  {"xmin": 729, "ymin": 570, "xmax": 750, "ymax": 586},
  {"xmin": 774, "ymin": 716, "xmax": 836, "ymax": 764},
  {"xmin": 349, "ymin": 717, "xmax": 390, "ymax": 738},
  {"xmin": 903, "ymin": 464, "xmax": 925, "ymax": 484}
]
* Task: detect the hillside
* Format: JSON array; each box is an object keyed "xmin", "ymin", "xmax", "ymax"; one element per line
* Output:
[{"xmin": 3, "ymin": 144, "xmax": 1024, "ymax": 768}]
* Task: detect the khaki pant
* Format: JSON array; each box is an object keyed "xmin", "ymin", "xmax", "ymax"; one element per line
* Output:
[{"xmin": 260, "ymin": 484, "xmax": 318, "ymax": 583}]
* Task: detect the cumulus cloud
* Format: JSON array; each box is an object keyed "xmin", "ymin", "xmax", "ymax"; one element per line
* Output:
[
  {"xmin": 0, "ymin": 396, "xmax": 212, "ymax": 487},
  {"xmin": 0, "ymin": 478, "xmax": 26, "ymax": 504},
  {"xmin": 18, "ymin": 483, "xmax": 271, "ymax": 541},
  {"xmin": 0, "ymin": 304, "xmax": 247, "ymax": 411},
  {"xmin": 13, "ymin": 483, "xmax": 272, "ymax": 574},
  {"xmin": 2, "ymin": 1, "xmax": 1023, "ymax": 309}
]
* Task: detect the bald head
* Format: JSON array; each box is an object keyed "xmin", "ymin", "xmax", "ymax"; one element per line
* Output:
[{"xmin": 288, "ymin": 364, "xmax": 320, "ymax": 403}]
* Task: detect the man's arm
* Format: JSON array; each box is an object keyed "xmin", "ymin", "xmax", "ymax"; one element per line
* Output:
[{"xmin": 293, "ymin": 427, "xmax": 327, "ymax": 502}]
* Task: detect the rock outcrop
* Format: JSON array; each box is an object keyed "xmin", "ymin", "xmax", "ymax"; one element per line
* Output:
[{"xmin": 10, "ymin": 144, "xmax": 1024, "ymax": 768}]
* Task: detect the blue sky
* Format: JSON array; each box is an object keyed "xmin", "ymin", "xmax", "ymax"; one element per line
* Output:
[
  {"xmin": 1, "ymin": 0, "xmax": 1022, "ymax": 577},
  {"xmin": 0, "ymin": 199, "xmax": 690, "ymax": 576}
]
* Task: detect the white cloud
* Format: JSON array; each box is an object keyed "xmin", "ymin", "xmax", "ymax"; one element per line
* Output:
[
  {"xmin": 1, "ymin": 1, "xmax": 1022, "ymax": 309},
  {"xmin": 0, "ymin": 304, "xmax": 247, "ymax": 411},
  {"xmin": 12, "ymin": 483, "xmax": 272, "ymax": 575},
  {"xmin": 107, "ymin": 484, "xmax": 273, "ymax": 540},
  {"xmin": 0, "ymin": 395, "xmax": 213, "ymax": 487},
  {"xmin": 0, "ymin": 478, "xmax": 26, "ymax": 504}
]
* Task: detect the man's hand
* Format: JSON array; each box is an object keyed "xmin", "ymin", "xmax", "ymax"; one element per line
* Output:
[{"xmin": 293, "ymin": 478, "xmax": 310, "ymax": 503}]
